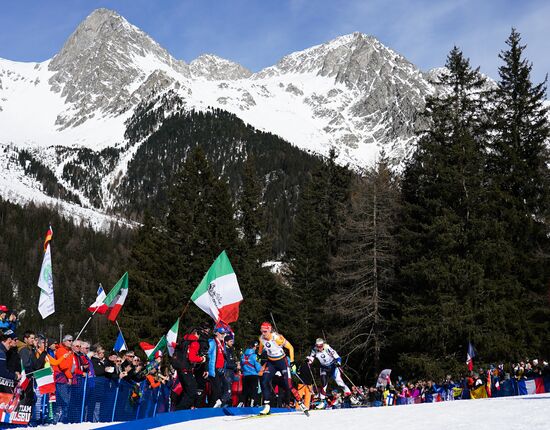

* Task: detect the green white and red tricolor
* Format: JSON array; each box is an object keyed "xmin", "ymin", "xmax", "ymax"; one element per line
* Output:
[
  {"xmin": 35, "ymin": 367, "xmax": 55, "ymax": 394},
  {"xmin": 191, "ymin": 251, "xmax": 242, "ymax": 324},
  {"xmin": 166, "ymin": 319, "xmax": 179, "ymax": 357},
  {"xmin": 140, "ymin": 336, "xmax": 166, "ymax": 361},
  {"xmin": 103, "ymin": 272, "xmax": 129, "ymax": 322}
]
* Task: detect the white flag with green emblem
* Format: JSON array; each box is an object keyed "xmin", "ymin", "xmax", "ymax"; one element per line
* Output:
[
  {"xmin": 191, "ymin": 251, "xmax": 242, "ymax": 323},
  {"xmin": 37, "ymin": 244, "xmax": 55, "ymax": 319}
]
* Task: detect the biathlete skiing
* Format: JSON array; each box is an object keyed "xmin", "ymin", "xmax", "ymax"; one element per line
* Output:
[
  {"xmin": 307, "ymin": 337, "xmax": 351, "ymax": 408},
  {"xmin": 257, "ymin": 321, "xmax": 295, "ymax": 415}
]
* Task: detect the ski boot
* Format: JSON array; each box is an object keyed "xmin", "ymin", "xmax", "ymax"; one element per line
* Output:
[{"xmin": 260, "ymin": 402, "xmax": 271, "ymax": 415}]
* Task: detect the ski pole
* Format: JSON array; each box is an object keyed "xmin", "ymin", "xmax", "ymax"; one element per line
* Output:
[
  {"xmin": 307, "ymin": 362, "xmax": 320, "ymax": 395},
  {"xmin": 269, "ymin": 312, "xmax": 279, "ymax": 333},
  {"xmin": 339, "ymin": 366, "xmax": 358, "ymax": 388}
]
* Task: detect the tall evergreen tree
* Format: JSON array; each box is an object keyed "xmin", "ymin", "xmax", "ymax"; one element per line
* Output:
[
  {"xmin": 395, "ymin": 47, "xmax": 491, "ymax": 375},
  {"xmin": 487, "ymin": 29, "xmax": 550, "ymax": 356},
  {"xmin": 125, "ymin": 211, "xmax": 173, "ymax": 343},
  {"xmin": 232, "ymin": 155, "xmax": 278, "ymax": 341},
  {"xmin": 126, "ymin": 147, "xmax": 240, "ymax": 342},
  {"xmin": 286, "ymin": 149, "xmax": 351, "ymax": 353}
]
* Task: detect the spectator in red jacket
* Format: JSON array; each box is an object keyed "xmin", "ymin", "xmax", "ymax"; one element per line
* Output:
[{"xmin": 172, "ymin": 327, "xmax": 206, "ymax": 410}]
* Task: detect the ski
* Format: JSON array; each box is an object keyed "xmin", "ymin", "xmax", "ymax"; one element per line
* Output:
[{"xmin": 225, "ymin": 411, "xmax": 300, "ymax": 421}]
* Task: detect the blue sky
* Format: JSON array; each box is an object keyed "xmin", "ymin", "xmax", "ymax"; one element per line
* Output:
[{"xmin": 1, "ymin": 0, "xmax": 549, "ymax": 82}]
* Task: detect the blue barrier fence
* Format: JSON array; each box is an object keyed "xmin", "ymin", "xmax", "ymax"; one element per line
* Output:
[{"xmin": 32, "ymin": 376, "xmax": 172, "ymax": 426}]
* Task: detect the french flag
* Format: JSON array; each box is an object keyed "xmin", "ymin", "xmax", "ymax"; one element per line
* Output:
[
  {"xmin": 466, "ymin": 342, "xmax": 476, "ymax": 371},
  {"xmin": 88, "ymin": 285, "xmax": 108, "ymax": 314}
]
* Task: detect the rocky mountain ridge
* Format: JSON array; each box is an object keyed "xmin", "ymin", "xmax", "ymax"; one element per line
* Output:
[{"xmin": 0, "ymin": 8, "xmax": 440, "ymax": 228}]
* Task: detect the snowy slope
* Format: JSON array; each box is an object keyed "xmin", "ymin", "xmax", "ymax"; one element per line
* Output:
[{"xmin": 39, "ymin": 393, "xmax": 550, "ymax": 430}]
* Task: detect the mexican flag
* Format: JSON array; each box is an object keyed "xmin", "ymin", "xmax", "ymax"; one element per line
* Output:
[
  {"xmin": 103, "ymin": 272, "xmax": 129, "ymax": 322},
  {"xmin": 166, "ymin": 319, "xmax": 179, "ymax": 357},
  {"xmin": 140, "ymin": 336, "xmax": 166, "ymax": 361},
  {"xmin": 35, "ymin": 367, "xmax": 55, "ymax": 394},
  {"xmin": 191, "ymin": 251, "xmax": 242, "ymax": 323}
]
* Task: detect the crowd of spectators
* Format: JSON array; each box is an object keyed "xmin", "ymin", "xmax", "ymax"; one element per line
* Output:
[{"xmin": 1, "ymin": 306, "xmax": 549, "ymax": 425}]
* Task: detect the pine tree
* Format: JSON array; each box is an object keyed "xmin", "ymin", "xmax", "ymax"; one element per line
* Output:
[
  {"xmin": 165, "ymin": 147, "xmax": 239, "ymax": 324},
  {"xmin": 486, "ymin": 29, "xmax": 550, "ymax": 356},
  {"xmin": 395, "ymin": 47, "xmax": 491, "ymax": 374},
  {"xmin": 125, "ymin": 211, "xmax": 174, "ymax": 343},
  {"xmin": 331, "ymin": 154, "xmax": 399, "ymax": 374},
  {"xmin": 233, "ymin": 155, "xmax": 278, "ymax": 341},
  {"xmin": 286, "ymin": 149, "xmax": 351, "ymax": 352}
]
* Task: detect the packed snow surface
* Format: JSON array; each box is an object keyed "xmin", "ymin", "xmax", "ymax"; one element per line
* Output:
[{"xmin": 38, "ymin": 393, "xmax": 550, "ymax": 429}]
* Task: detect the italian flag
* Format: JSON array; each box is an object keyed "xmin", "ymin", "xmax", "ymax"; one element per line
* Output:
[
  {"xmin": 19, "ymin": 361, "xmax": 29, "ymax": 390},
  {"xmin": 191, "ymin": 251, "xmax": 242, "ymax": 324},
  {"xmin": 167, "ymin": 319, "xmax": 179, "ymax": 357},
  {"xmin": 103, "ymin": 272, "xmax": 129, "ymax": 322},
  {"xmin": 140, "ymin": 336, "xmax": 166, "ymax": 360},
  {"xmin": 35, "ymin": 367, "xmax": 55, "ymax": 394}
]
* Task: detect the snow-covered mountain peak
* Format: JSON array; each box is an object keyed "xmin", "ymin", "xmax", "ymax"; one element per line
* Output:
[
  {"xmin": 49, "ymin": 8, "xmax": 175, "ymax": 69},
  {"xmin": 189, "ymin": 54, "xmax": 252, "ymax": 80},
  {"xmin": 253, "ymin": 32, "xmax": 416, "ymax": 86},
  {"xmin": 47, "ymin": 8, "xmax": 189, "ymax": 129}
]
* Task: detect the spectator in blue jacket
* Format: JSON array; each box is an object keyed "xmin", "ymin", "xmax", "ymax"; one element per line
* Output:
[
  {"xmin": 240, "ymin": 341, "xmax": 262, "ymax": 406},
  {"xmin": 0, "ymin": 307, "xmax": 19, "ymax": 332},
  {"xmin": 0, "ymin": 306, "xmax": 10, "ymax": 330},
  {"xmin": 207, "ymin": 327, "xmax": 227, "ymax": 407}
]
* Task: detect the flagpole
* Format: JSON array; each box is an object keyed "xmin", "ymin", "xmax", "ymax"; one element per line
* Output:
[
  {"xmin": 75, "ymin": 307, "xmax": 100, "ymax": 341},
  {"xmin": 179, "ymin": 300, "xmax": 191, "ymax": 320},
  {"xmin": 115, "ymin": 320, "xmax": 125, "ymax": 338}
]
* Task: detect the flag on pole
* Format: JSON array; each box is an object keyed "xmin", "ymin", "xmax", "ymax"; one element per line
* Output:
[
  {"xmin": 103, "ymin": 272, "xmax": 129, "ymax": 322},
  {"xmin": 37, "ymin": 229, "xmax": 55, "ymax": 319},
  {"xmin": 19, "ymin": 361, "xmax": 29, "ymax": 391},
  {"xmin": 166, "ymin": 319, "xmax": 179, "ymax": 357},
  {"xmin": 140, "ymin": 336, "xmax": 167, "ymax": 361},
  {"xmin": 114, "ymin": 330, "xmax": 127, "ymax": 352},
  {"xmin": 191, "ymin": 251, "xmax": 243, "ymax": 323},
  {"xmin": 88, "ymin": 285, "xmax": 108, "ymax": 314},
  {"xmin": 466, "ymin": 342, "xmax": 476, "ymax": 371},
  {"xmin": 34, "ymin": 367, "xmax": 55, "ymax": 394},
  {"xmin": 376, "ymin": 369, "xmax": 392, "ymax": 388},
  {"xmin": 139, "ymin": 342, "xmax": 155, "ymax": 359},
  {"xmin": 43, "ymin": 225, "xmax": 53, "ymax": 252}
]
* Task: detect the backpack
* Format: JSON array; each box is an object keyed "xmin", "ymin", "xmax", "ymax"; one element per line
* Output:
[{"xmin": 172, "ymin": 340, "xmax": 194, "ymax": 372}]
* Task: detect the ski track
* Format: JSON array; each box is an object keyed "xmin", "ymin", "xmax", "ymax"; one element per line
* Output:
[{"xmin": 36, "ymin": 393, "xmax": 550, "ymax": 429}]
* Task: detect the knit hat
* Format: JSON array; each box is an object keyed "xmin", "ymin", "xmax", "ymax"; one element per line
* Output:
[
  {"xmin": 225, "ymin": 333, "xmax": 234, "ymax": 342},
  {"xmin": 2, "ymin": 329, "xmax": 17, "ymax": 339}
]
